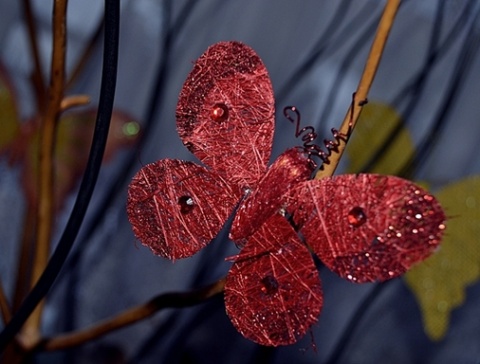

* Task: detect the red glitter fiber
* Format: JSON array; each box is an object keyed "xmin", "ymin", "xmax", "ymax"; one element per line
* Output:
[
  {"xmin": 230, "ymin": 148, "xmax": 314, "ymax": 244},
  {"xmin": 127, "ymin": 159, "xmax": 240, "ymax": 260},
  {"xmin": 128, "ymin": 41, "xmax": 274, "ymax": 260},
  {"xmin": 176, "ymin": 41, "xmax": 275, "ymax": 190},
  {"xmin": 287, "ymin": 174, "xmax": 446, "ymax": 283},
  {"xmin": 127, "ymin": 41, "xmax": 447, "ymax": 346},
  {"xmin": 225, "ymin": 214, "xmax": 323, "ymax": 346}
]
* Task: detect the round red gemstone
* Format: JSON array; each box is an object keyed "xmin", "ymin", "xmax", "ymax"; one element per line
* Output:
[{"xmin": 211, "ymin": 103, "xmax": 229, "ymax": 122}]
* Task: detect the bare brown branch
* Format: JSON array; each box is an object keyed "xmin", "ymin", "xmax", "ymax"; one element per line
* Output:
[
  {"xmin": 24, "ymin": 0, "xmax": 69, "ymax": 341},
  {"xmin": 315, "ymin": 0, "xmax": 401, "ymax": 179},
  {"xmin": 60, "ymin": 95, "xmax": 91, "ymax": 111},
  {"xmin": 22, "ymin": 0, "xmax": 47, "ymax": 112},
  {"xmin": 33, "ymin": 278, "xmax": 225, "ymax": 352}
]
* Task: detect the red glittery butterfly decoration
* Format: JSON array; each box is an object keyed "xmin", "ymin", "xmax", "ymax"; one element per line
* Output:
[{"xmin": 126, "ymin": 42, "xmax": 446, "ymax": 346}]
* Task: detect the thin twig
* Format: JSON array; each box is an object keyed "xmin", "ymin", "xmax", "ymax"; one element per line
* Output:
[
  {"xmin": 22, "ymin": 0, "xmax": 47, "ymax": 113},
  {"xmin": 24, "ymin": 0, "xmax": 68, "ymax": 341},
  {"xmin": 0, "ymin": 280, "xmax": 12, "ymax": 324},
  {"xmin": 60, "ymin": 95, "xmax": 91, "ymax": 111},
  {"xmin": 33, "ymin": 278, "xmax": 225, "ymax": 351},
  {"xmin": 13, "ymin": 0, "xmax": 47, "ymax": 316},
  {"xmin": 13, "ymin": 208, "xmax": 35, "ymax": 312},
  {"xmin": 315, "ymin": 0, "xmax": 401, "ymax": 179}
]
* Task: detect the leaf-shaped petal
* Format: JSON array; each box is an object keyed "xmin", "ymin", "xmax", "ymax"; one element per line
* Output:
[
  {"xmin": 225, "ymin": 214, "xmax": 323, "ymax": 346},
  {"xmin": 288, "ymin": 174, "xmax": 446, "ymax": 283},
  {"xmin": 127, "ymin": 159, "xmax": 241, "ymax": 260},
  {"xmin": 405, "ymin": 176, "xmax": 480, "ymax": 340},
  {"xmin": 176, "ymin": 41, "xmax": 275, "ymax": 190}
]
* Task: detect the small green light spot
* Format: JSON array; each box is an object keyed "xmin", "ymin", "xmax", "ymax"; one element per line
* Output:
[{"xmin": 122, "ymin": 121, "xmax": 140, "ymax": 137}]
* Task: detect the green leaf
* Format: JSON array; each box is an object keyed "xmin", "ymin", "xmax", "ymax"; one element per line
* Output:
[
  {"xmin": 346, "ymin": 101, "xmax": 414, "ymax": 174},
  {"xmin": 405, "ymin": 176, "xmax": 480, "ymax": 340}
]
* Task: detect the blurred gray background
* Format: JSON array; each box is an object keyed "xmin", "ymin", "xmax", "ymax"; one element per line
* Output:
[{"xmin": 1, "ymin": 0, "xmax": 480, "ymax": 363}]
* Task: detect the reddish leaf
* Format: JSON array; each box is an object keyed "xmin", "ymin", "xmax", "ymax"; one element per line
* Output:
[
  {"xmin": 176, "ymin": 41, "xmax": 275, "ymax": 190},
  {"xmin": 287, "ymin": 174, "xmax": 446, "ymax": 283},
  {"xmin": 225, "ymin": 214, "xmax": 323, "ymax": 346},
  {"xmin": 127, "ymin": 159, "xmax": 241, "ymax": 260},
  {"xmin": 16, "ymin": 109, "xmax": 140, "ymax": 211}
]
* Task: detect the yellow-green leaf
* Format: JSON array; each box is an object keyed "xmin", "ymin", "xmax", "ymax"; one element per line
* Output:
[
  {"xmin": 405, "ymin": 176, "xmax": 480, "ymax": 340},
  {"xmin": 346, "ymin": 101, "xmax": 414, "ymax": 174}
]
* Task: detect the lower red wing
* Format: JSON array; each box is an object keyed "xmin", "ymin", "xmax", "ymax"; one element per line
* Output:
[
  {"xmin": 224, "ymin": 214, "xmax": 323, "ymax": 346},
  {"xmin": 287, "ymin": 174, "xmax": 446, "ymax": 283},
  {"xmin": 127, "ymin": 159, "xmax": 240, "ymax": 260}
]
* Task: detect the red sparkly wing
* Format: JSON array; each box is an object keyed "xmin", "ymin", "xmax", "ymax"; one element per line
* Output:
[
  {"xmin": 224, "ymin": 214, "xmax": 323, "ymax": 346},
  {"xmin": 176, "ymin": 41, "xmax": 275, "ymax": 189},
  {"xmin": 230, "ymin": 148, "xmax": 314, "ymax": 244},
  {"xmin": 287, "ymin": 174, "xmax": 446, "ymax": 283},
  {"xmin": 127, "ymin": 159, "xmax": 240, "ymax": 260}
]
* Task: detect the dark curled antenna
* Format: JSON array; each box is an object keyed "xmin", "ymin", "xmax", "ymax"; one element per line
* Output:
[
  {"xmin": 284, "ymin": 106, "xmax": 349, "ymax": 169},
  {"xmin": 0, "ymin": 0, "xmax": 120, "ymax": 353},
  {"xmin": 284, "ymin": 93, "xmax": 367, "ymax": 169}
]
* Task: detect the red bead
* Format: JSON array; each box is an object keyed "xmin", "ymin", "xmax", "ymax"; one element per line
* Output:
[{"xmin": 211, "ymin": 103, "xmax": 229, "ymax": 122}]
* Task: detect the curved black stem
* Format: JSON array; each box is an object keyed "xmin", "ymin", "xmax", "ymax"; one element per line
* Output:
[
  {"xmin": 0, "ymin": 0, "xmax": 120, "ymax": 354},
  {"xmin": 58, "ymin": 0, "xmax": 199, "ymax": 341},
  {"xmin": 60, "ymin": 0, "xmax": 200, "ymax": 276},
  {"xmin": 58, "ymin": 0, "xmax": 200, "ymax": 357}
]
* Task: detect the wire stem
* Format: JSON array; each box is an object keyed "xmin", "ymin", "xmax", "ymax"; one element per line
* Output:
[{"xmin": 316, "ymin": 0, "xmax": 401, "ymax": 179}]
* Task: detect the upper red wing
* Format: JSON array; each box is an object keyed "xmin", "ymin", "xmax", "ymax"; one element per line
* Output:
[
  {"xmin": 224, "ymin": 214, "xmax": 323, "ymax": 346},
  {"xmin": 127, "ymin": 159, "xmax": 241, "ymax": 260},
  {"xmin": 287, "ymin": 174, "xmax": 446, "ymax": 283},
  {"xmin": 176, "ymin": 41, "xmax": 275, "ymax": 190}
]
